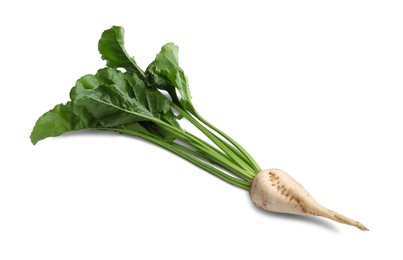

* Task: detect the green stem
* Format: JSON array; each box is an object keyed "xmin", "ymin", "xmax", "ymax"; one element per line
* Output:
[
  {"xmin": 173, "ymin": 104, "xmax": 255, "ymax": 178},
  {"xmin": 114, "ymin": 128, "xmax": 250, "ymax": 190},
  {"xmin": 179, "ymin": 129, "xmax": 252, "ymax": 171},
  {"xmin": 93, "ymin": 98, "xmax": 251, "ymax": 180},
  {"xmin": 171, "ymin": 142, "xmax": 247, "ymax": 180},
  {"xmin": 183, "ymin": 119, "xmax": 256, "ymax": 174},
  {"xmin": 176, "ymin": 134, "xmax": 252, "ymax": 181},
  {"xmin": 191, "ymin": 109, "xmax": 261, "ymax": 173}
]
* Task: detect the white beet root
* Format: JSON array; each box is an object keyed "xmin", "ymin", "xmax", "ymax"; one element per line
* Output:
[{"xmin": 249, "ymin": 169, "xmax": 368, "ymax": 231}]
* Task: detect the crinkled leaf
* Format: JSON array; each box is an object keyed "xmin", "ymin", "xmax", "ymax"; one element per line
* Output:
[
  {"xmin": 98, "ymin": 26, "xmax": 144, "ymax": 77},
  {"xmin": 31, "ymin": 68, "xmax": 179, "ymax": 144},
  {"xmin": 72, "ymin": 68, "xmax": 165, "ymax": 123},
  {"xmin": 146, "ymin": 43, "xmax": 192, "ymax": 110}
]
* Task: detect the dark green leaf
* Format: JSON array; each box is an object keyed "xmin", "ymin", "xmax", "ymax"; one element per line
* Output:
[
  {"xmin": 31, "ymin": 67, "xmax": 180, "ymax": 144},
  {"xmin": 146, "ymin": 43, "xmax": 192, "ymax": 110},
  {"xmin": 30, "ymin": 102, "xmax": 97, "ymax": 144},
  {"xmin": 98, "ymin": 26, "xmax": 144, "ymax": 78}
]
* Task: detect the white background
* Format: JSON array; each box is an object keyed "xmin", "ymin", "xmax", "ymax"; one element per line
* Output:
[{"xmin": 1, "ymin": 0, "xmax": 402, "ymax": 259}]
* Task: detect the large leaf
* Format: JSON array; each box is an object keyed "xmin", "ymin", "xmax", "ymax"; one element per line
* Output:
[
  {"xmin": 98, "ymin": 26, "xmax": 144, "ymax": 77},
  {"xmin": 30, "ymin": 102, "xmax": 97, "ymax": 145},
  {"xmin": 146, "ymin": 43, "xmax": 192, "ymax": 110},
  {"xmin": 31, "ymin": 68, "xmax": 179, "ymax": 144}
]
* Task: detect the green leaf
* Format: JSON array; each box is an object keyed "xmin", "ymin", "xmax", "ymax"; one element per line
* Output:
[
  {"xmin": 98, "ymin": 26, "xmax": 144, "ymax": 78},
  {"xmin": 30, "ymin": 102, "xmax": 97, "ymax": 144},
  {"xmin": 71, "ymin": 68, "xmax": 180, "ymax": 133},
  {"xmin": 146, "ymin": 43, "xmax": 192, "ymax": 110},
  {"xmin": 31, "ymin": 67, "xmax": 180, "ymax": 144},
  {"xmin": 71, "ymin": 71, "xmax": 147, "ymax": 127}
]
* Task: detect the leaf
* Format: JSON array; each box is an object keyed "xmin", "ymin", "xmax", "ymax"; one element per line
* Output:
[
  {"xmin": 146, "ymin": 43, "xmax": 192, "ymax": 110},
  {"xmin": 98, "ymin": 26, "xmax": 144, "ymax": 77},
  {"xmin": 30, "ymin": 102, "xmax": 97, "ymax": 144},
  {"xmin": 31, "ymin": 67, "xmax": 180, "ymax": 144},
  {"xmin": 73, "ymin": 69, "xmax": 145, "ymax": 121}
]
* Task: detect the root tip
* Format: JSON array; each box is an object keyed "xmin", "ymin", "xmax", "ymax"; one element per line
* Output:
[{"xmin": 356, "ymin": 223, "xmax": 369, "ymax": 231}]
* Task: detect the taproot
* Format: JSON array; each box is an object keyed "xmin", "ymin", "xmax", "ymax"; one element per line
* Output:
[{"xmin": 249, "ymin": 169, "xmax": 368, "ymax": 231}]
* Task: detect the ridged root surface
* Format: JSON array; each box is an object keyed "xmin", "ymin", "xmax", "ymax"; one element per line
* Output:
[{"xmin": 249, "ymin": 169, "xmax": 368, "ymax": 231}]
